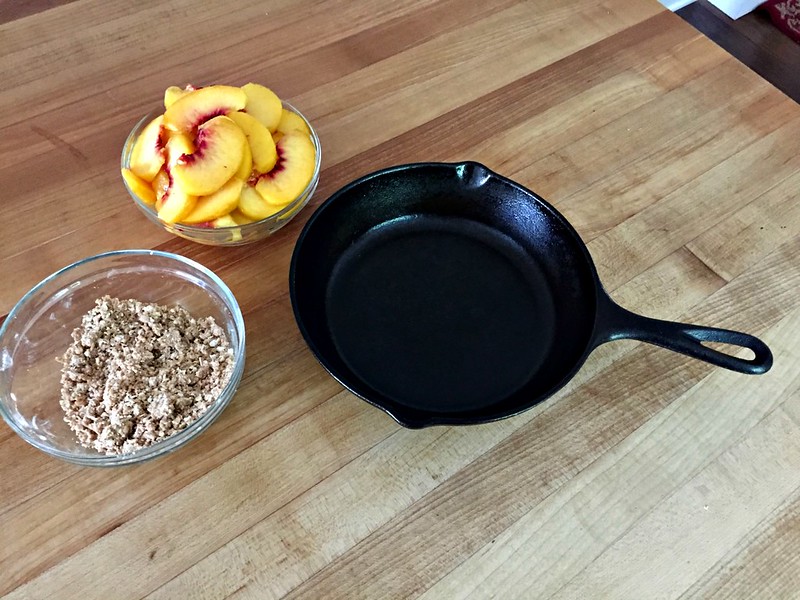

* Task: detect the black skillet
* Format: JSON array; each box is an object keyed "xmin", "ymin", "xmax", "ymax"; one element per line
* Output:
[{"xmin": 290, "ymin": 162, "xmax": 773, "ymax": 428}]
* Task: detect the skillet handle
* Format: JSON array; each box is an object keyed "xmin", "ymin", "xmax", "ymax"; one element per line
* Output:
[{"xmin": 597, "ymin": 298, "xmax": 773, "ymax": 375}]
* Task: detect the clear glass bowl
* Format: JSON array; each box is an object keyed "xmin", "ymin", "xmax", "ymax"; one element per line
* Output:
[
  {"xmin": 0, "ymin": 250, "xmax": 246, "ymax": 466},
  {"xmin": 120, "ymin": 101, "xmax": 321, "ymax": 246}
]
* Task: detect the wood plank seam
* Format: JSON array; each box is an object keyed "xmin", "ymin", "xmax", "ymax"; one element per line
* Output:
[
  {"xmin": 586, "ymin": 116, "xmax": 800, "ymax": 292},
  {"xmin": 682, "ymin": 244, "xmax": 732, "ymax": 283},
  {"xmin": 680, "ymin": 165, "xmax": 800, "ymax": 286},
  {"xmin": 411, "ymin": 390, "xmax": 703, "ymax": 600},
  {"xmin": 677, "ymin": 479, "xmax": 800, "ymax": 599},
  {"xmin": 539, "ymin": 378, "xmax": 797, "ymax": 598},
  {"xmin": 541, "ymin": 329, "xmax": 800, "ymax": 599},
  {"xmin": 145, "ymin": 414, "xmax": 412, "ymax": 598}
]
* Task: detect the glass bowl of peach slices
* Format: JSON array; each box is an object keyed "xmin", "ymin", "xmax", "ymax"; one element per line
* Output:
[{"xmin": 120, "ymin": 83, "xmax": 321, "ymax": 245}]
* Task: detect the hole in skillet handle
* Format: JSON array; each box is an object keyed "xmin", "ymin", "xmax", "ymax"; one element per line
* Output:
[
  {"xmin": 700, "ymin": 341, "xmax": 755, "ymax": 361},
  {"xmin": 595, "ymin": 292, "xmax": 773, "ymax": 375}
]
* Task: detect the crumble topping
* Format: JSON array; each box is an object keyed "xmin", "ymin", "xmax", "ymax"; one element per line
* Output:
[{"xmin": 59, "ymin": 296, "xmax": 234, "ymax": 455}]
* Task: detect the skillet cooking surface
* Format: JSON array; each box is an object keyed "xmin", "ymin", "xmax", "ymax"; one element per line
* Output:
[{"xmin": 325, "ymin": 214, "xmax": 556, "ymax": 411}]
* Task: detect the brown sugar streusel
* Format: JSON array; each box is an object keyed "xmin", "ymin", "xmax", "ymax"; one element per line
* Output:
[{"xmin": 59, "ymin": 296, "xmax": 234, "ymax": 455}]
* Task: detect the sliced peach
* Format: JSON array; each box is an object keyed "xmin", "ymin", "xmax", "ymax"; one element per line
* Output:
[
  {"xmin": 211, "ymin": 213, "xmax": 239, "ymax": 228},
  {"xmin": 192, "ymin": 214, "xmax": 240, "ymax": 229},
  {"xmin": 121, "ymin": 168, "xmax": 156, "ymax": 205},
  {"xmin": 164, "ymin": 132, "xmax": 194, "ymax": 168},
  {"xmin": 181, "ymin": 177, "xmax": 243, "ymax": 224},
  {"xmin": 152, "ymin": 168, "xmax": 171, "ymax": 207},
  {"xmin": 129, "ymin": 115, "xmax": 165, "ymax": 181},
  {"xmin": 164, "ymin": 87, "xmax": 184, "ymax": 109},
  {"xmin": 172, "ymin": 115, "xmax": 246, "ymax": 196},
  {"xmin": 276, "ymin": 109, "xmax": 311, "ymax": 137},
  {"xmin": 163, "ymin": 85, "xmax": 247, "ymax": 133},
  {"xmin": 213, "ymin": 213, "xmax": 243, "ymax": 241},
  {"xmin": 272, "ymin": 131, "xmax": 284, "ymax": 145},
  {"xmin": 226, "ymin": 110, "xmax": 278, "ymax": 173},
  {"xmin": 255, "ymin": 132, "xmax": 316, "ymax": 207},
  {"xmin": 164, "ymin": 84, "xmax": 198, "ymax": 109},
  {"xmin": 234, "ymin": 139, "xmax": 253, "ymax": 181},
  {"xmin": 241, "ymin": 83, "xmax": 282, "ymax": 132},
  {"xmin": 229, "ymin": 209, "xmax": 254, "ymax": 225},
  {"xmin": 157, "ymin": 182, "xmax": 196, "ymax": 224},
  {"xmin": 238, "ymin": 182, "xmax": 282, "ymax": 220},
  {"xmin": 275, "ymin": 196, "xmax": 306, "ymax": 222}
]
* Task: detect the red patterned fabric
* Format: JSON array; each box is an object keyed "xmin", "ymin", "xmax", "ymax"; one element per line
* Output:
[{"xmin": 761, "ymin": 0, "xmax": 800, "ymax": 42}]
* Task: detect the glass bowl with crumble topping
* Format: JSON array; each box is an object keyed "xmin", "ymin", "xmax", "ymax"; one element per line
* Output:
[{"xmin": 0, "ymin": 250, "xmax": 246, "ymax": 466}]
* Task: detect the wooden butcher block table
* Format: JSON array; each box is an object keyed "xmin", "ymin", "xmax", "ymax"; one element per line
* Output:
[{"xmin": 1, "ymin": 0, "xmax": 799, "ymax": 598}]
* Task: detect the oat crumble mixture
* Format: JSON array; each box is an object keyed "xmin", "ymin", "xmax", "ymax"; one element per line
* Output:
[{"xmin": 59, "ymin": 296, "xmax": 234, "ymax": 455}]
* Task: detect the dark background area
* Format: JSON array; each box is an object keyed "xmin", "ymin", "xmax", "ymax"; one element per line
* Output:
[{"xmin": 678, "ymin": 0, "xmax": 800, "ymax": 103}]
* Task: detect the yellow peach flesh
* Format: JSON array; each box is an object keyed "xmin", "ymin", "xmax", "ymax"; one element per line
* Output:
[
  {"xmin": 234, "ymin": 140, "xmax": 253, "ymax": 181},
  {"xmin": 255, "ymin": 132, "xmax": 316, "ymax": 207},
  {"xmin": 129, "ymin": 115, "xmax": 165, "ymax": 182},
  {"xmin": 182, "ymin": 177, "xmax": 244, "ymax": 224},
  {"xmin": 241, "ymin": 83, "xmax": 282, "ymax": 132},
  {"xmin": 238, "ymin": 183, "xmax": 283, "ymax": 220},
  {"xmin": 157, "ymin": 183, "xmax": 196, "ymax": 224},
  {"xmin": 211, "ymin": 213, "xmax": 239, "ymax": 228},
  {"xmin": 152, "ymin": 168, "xmax": 171, "ymax": 207},
  {"xmin": 229, "ymin": 209, "xmax": 254, "ymax": 225},
  {"xmin": 164, "ymin": 132, "xmax": 194, "ymax": 168},
  {"xmin": 276, "ymin": 109, "xmax": 311, "ymax": 136},
  {"xmin": 226, "ymin": 110, "xmax": 278, "ymax": 173},
  {"xmin": 121, "ymin": 168, "xmax": 156, "ymax": 205}
]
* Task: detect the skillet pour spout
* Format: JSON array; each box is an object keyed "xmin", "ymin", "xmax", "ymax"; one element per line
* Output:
[{"xmin": 290, "ymin": 162, "xmax": 774, "ymax": 428}]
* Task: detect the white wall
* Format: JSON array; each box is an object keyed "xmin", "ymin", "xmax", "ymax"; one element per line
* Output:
[
  {"xmin": 659, "ymin": 0, "xmax": 761, "ymax": 18},
  {"xmin": 705, "ymin": 0, "xmax": 763, "ymax": 17},
  {"xmin": 659, "ymin": 0, "xmax": 696, "ymax": 9}
]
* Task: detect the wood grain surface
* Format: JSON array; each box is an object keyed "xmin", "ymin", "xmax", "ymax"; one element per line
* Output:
[{"xmin": 1, "ymin": 1, "xmax": 799, "ymax": 598}]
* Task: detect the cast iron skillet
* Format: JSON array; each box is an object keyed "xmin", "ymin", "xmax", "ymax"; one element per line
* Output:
[{"xmin": 290, "ymin": 162, "xmax": 773, "ymax": 428}]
